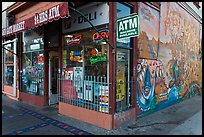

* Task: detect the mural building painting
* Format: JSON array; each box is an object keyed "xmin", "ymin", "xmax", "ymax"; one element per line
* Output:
[{"xmin": 136, "ymin": 2, "xmax": 202, "ymax": 117}]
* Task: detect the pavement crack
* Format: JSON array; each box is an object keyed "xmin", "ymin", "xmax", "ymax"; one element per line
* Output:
[{"xmin": 128, "ymin": 121, "xmax": 181, "ymax": 129}]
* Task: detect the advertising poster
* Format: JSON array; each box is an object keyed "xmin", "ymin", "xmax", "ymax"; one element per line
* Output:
[
  {"xmin": 74, "ymin": 67, "xmax": 83, "ymax": 99},
  {"xmin": 83, "ymin": 80, "xmax": 93, "ymax": 101},
  {"xmin": 98, "ymin": 85, "xmax": 109, "ymax": 113},
  {"xmin": 116, "ymin": 52, "xmax": 126, "ymax": 102},
  {"xmin": 61, "ymin": 67, "xmax": 78, "ymax": 101},
  {"xmin": 63, "ymin": 67, "xmax": 74, "ymax": 80}
]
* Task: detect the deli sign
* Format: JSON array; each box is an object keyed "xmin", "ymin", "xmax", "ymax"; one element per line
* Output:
[{"xmin": 117, "ymin": 14, "xmax": 139, "ymax": 39}]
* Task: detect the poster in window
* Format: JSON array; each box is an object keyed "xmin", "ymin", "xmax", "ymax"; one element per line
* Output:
[
  {"xmin": 74, "ymin": 67, "xmax": 83, "ymax": 98},
  {"xmin": 83, "ymin": 80, "xmax": 93, "ymax": 101},
  {"xmin": 116, "ymin": 53, "xmax": 125, "ymax": 101},
  {"xmin": 98, "ymin": 85, "xmax": 109, "ymax": 113}
]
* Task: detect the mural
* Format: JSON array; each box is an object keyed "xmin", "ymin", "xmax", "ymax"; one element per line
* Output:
[
  {"xmin": 136, "ymin": 2, "xmax": 202, "ymax": 117},
  {"xmin": 137, "ymin": 2, "xmax": 160, "ymax": 59}
]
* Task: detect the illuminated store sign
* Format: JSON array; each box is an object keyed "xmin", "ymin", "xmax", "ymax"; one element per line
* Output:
[
  {"xmin": 66, "ymin": 34, "xmax": 82, "ymax": 45},
  {"xmin": 90, "ymin": 55, "xmax": 107, "ymax": 64},
  {"xmin": 92, "ymin": 29, "xmax": 109, "ymax": 43}
]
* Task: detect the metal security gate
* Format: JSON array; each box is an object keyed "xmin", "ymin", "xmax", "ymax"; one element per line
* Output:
[{"xmin": 59, "ymin": 75, "xmax": 111, "ymax": 114}]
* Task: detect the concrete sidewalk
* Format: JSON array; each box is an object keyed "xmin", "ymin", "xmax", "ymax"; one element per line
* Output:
[
  {"xmin": 2, "ymin": 94, "xmax": 202, "ymax": 135},
  {"xmin": 168, "ymin": 110, "xmax": 202, "ymax": 135}
]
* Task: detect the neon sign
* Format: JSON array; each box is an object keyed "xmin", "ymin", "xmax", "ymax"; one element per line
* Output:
[
  {"xmin": 90, "ymin": 55, "xmax": 107, "ymax": 65},
  {"xmin": 92, "ymin": 29, "xmax": 109, "ymax": 43},
  {"xmin": 70, "ymin": 50, "xmax": 83, "ymax": 62},
  {"xmin": 66, "ymin": 34, "xmax": 82, "ymax": 45}
]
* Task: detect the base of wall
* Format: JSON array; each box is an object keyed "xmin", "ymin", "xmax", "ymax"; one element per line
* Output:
[
  {"xmin": 114, "ymin": 108, "xmax": 136, "ymax": 129},
  {"xmin": 19, "ymin": 92, "xmax": 47, "ymax": 107},
  {"xmin": 3, "ymin": 85, "xmax": 19, "ymax": 101},
  {"xmin": 59, "ymin": 102, "xmax": 113, "ymax": 130}
]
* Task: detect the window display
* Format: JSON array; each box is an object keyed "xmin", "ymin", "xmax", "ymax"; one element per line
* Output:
[
  {"xmin": 62, "ymin": 28, "xmax": 109, "ymax": 110},
  {"xmin": 63, "ymin": 29, "xmax": 108, "ymax": 77},
  {"xmin": 22, "ymin": 27, "xmax": 44, "ymax": 96}
]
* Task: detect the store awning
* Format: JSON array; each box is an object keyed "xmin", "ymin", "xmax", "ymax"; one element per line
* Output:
[{"xmin": 2, "ymin": 2, "xmax": 70, "ymax": 37}]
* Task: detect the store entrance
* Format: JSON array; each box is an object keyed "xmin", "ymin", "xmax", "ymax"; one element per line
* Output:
[{"xmin": 49, "ymin": 51, "xmax": 59, "ymax": 105}]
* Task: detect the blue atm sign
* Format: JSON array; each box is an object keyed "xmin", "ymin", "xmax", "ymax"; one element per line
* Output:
[{"xmin": 117, "ymin": 14, "xmax": 139, "ymax": 39}]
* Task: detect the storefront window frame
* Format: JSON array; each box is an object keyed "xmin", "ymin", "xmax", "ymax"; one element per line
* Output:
[{"xmin": 22, "ymin": 26, "xmax": 45, "ymax": 96}]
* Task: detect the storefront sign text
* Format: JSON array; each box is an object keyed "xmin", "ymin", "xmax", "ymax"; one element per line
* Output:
[
  {"xmin": 3, "ymin": 2, "xmax": 69, "ymax": 37},
  {"xmin": 63, "ymin": 3, "xmax": 109, "ymax": 33},
  {"xmin": 34, "ymin": 5, "xmax": 60, "ymax": 25},
  {"xmin": 117, "ymin": 14, "xmax": 139, "ymax": 39},
  {"xmin": 78, "ymin": 12, "xmax": 97, "ymax": 24},
  {"xmin": 2, "ymin": 21, "xmax": 25, "ymax": 36}
]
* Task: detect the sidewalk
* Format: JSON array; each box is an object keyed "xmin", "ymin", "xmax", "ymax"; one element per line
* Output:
[
  {"xmin": 2, "ymin": 94, "xmax": 202, "ymax": 135},
  {"xmin": 168, "ymin": 110, "xmax": 202, "ymax": 135}
]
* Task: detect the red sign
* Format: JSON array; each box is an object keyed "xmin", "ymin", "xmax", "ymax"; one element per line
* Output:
[
  {"xmin": 92, "ymin": 29, "xmax": 109, "ymax": 42},
  {"xmin": 2, "ymin": 2, "xmax": 69, "ymax": 37}
]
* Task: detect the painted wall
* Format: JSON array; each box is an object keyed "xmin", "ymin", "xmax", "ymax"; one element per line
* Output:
[{"xmin": 136, "ymin": 2, "xmax": 202, "ymax": 117}]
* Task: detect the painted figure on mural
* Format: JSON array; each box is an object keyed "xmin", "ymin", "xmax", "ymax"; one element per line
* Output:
[{"xmin": 136, "ymin": 59, "xmax": 157, "ymax": 113}]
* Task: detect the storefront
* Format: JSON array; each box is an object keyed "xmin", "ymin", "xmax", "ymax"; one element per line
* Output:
[
  {"xmin": 2, "ymin": 1, "xmax": 139, "ymax": 130},
  {"xmin": 58, "ymin": 2, "xmax": 138, "ymax": 130},
  {"xmin": 2, "ymin": 2, "xmax": 70, "ymax": 106}
]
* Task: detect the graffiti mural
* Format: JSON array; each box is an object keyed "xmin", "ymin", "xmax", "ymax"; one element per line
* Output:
[{"xmin": 136, "ymin": 2, "xmax": 202, "ymax": 117}]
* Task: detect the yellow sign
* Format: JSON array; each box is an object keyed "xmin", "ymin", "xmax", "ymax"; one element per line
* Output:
[{"xmin": 116, "ymin": 62, "xmax": 125, "ymax": 101}]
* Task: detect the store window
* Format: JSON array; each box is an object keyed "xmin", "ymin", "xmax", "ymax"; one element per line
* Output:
[
  {"xmin": 62, "ymin": 28, "xmax": 109, "ymax": 112},
  {"xmin": 62, "ymin": 29, "xmax": 108, "ymax": 85},
  {"xmin": 4, "ymin": 43, "xmax": 14, "ymax": 86},
  {"xmin": 22, "ymin": 26, "xmax": 44, "ymax": 96},
  {"xmin": 116, "ymin": 2, "xmax": 133, "ymax": 112},
  {"xmin": 63, "ymin": 29, "xmax": 108, "ymax": 77},
  {"xmin": 61, "ymin": 2, "xmax": 110, "ymax": 113}
]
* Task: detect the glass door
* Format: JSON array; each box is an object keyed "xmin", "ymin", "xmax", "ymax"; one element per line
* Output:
[
  {"xmin": 49, "ymin": 51, "xmax": 59, "ymax": 105},
  {"xmin": 116, "ymin": 48, "xmax": 131, "ymax": 112}
]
